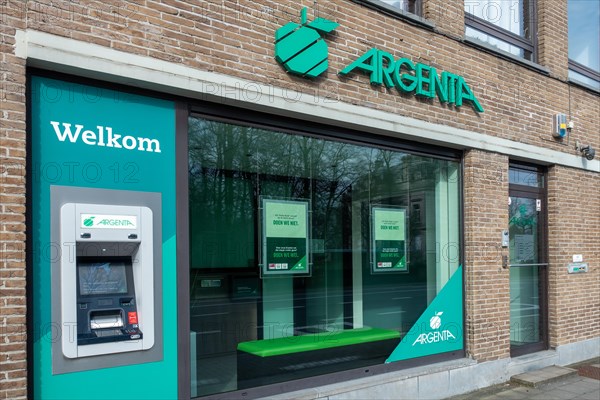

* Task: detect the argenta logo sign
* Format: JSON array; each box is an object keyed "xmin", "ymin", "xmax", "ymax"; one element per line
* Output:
[
  {"xmin": 340, "ymin": 48, "xmax": 484, "ymax": 112},
  {"xmin": 81, "ymin": 214, "xmax": 137, "ymax": 229},
  {"xmin": 274, "ymin": 8, "xmax": 483, "ymax": 112},
  {"xmin": 274, "ymin": 7, "xmax": 338, "ymax": 77},
  {"xmin": 50, "ymin": 121, "xmax": 162, "ymax": 153},
  {"xmin": 412, "ymin": 311, "xmax": 457, "ymax": 346}
]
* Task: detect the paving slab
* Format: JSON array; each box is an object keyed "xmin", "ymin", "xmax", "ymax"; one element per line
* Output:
[
  {"xmin": 446, "ymin": 359, "xmax": 600, "ymax": 400},
  {"xmin": 510, "ymin": 365, "xmax": 578, "ymax": 387}
]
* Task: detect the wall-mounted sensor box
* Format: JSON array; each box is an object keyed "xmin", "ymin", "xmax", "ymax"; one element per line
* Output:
[
  {"xmin": 567, "ymin": 263, "xmax": 588, "ymax": 274},
  {"xmin": 553, "ymin": 113, "xmax": 568, "ymax": 139},
  {"xmin": 501, "ymin": 230, "xmax": 509, "ymax": 248}
]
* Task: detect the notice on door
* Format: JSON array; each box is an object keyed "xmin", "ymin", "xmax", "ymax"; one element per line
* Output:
[
  {"xmin": 262, "ymin": 199, "xmax": 310, "ymax": 276},
  {"xmin": 372, "ymin": 206, "xmax": 407, "ymax": 273}
]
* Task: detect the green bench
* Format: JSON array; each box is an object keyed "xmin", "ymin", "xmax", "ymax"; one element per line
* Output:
[{"xmin": 237, "ymin": 327, "xmax": 400, "ymax": 388}]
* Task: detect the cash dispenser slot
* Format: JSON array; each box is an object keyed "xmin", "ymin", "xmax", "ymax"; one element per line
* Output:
[
  {"xmin": 89, "ymin": 310, "xmax": 124, "ymax": 330},
  {"xmin": 76, "ymin": 256, "xmax": 143, "ymax": 346}
]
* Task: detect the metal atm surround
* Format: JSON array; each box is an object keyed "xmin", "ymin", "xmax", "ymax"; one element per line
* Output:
[
  {"xmin": 60, "ymin": 203, "xmax": 154, "ymax": 358},
  {"xmin": 50, "ymin": 186, "xmax": 163, "ymax": 375}
]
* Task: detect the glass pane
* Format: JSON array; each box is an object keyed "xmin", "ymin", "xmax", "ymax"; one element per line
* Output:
[
  {"xmin": 509, "ymin": 168, "xmax": 544, "ymax": 188},
  {"xmin": 189, "ymin": 117, "xmax": 461, "ymax": 396},
  {"xmin": 568, "ymin": 69, "xmax": 600, "ymax": 90},
  {"xmin": 379, "ymin": 0, "xmax": 416, "ymax": 13},
  {"xmin": 509, "ymin": 197, "xmax": 538, "ymax": 265},
  {"xmin": 465, "ymin": 26, "xmax": 526, "ymax": 58},
  {"xmin": 568, "ymin": 0, "xmax": 600, "ymax": 72},
  {"xmin": 509, "ymin": 196, "xmax": 540, "ymax": 346},
  {"xmin": 465, "ymin": 0, "xmax": 531, "ymax": 39},
  {"xmin": 510, "ymin": 265, "xmax": 540, "ymax": 345}
]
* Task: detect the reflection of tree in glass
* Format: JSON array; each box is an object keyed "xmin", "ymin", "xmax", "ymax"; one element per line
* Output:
[
  {"xmin": 509, "ymin": 200, "xmax": 536, "ymax": 232},
  {"xmin": 188, "ymin": 118, "xmax": 450, "ymax": 273},
  {"xmin": 188, "ymin": 119, "xmax": 374, "ymax": 268}
]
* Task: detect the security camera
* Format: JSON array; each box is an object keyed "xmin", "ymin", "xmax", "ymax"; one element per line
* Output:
[{"xmin": 581, "ymin": 145, "xmax": 596, "ymax": 161}]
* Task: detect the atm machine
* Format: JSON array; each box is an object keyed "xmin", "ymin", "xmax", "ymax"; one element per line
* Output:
[{"xmin": 59, "ymin": 202, "xmax": 155, "ymax": 359}]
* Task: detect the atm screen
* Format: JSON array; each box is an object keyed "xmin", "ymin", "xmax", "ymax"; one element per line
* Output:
[{"xmin": 78, "ymin": 261, "xmax": 129, "ymax": 296}]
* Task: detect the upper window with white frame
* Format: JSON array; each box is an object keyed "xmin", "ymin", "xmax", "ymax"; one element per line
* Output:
[
  {"xmin": 363, "ymin": 0, "xmax": 421, "ymax": 16},
  {"xmin": 568, "ymin": 0, "xmax": 600, "ymax": 90},
  {"xmin": 464, "ymin": 1, "xmax": 536, "ymax": 61}
]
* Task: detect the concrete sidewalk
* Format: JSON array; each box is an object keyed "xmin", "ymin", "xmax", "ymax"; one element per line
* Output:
[{"xmin": 448, "ymin": 358, "xmax": 600, "ymax": 400}]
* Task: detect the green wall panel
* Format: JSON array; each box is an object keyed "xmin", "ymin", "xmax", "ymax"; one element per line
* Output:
[{"xmin": 30, "ymin": 76, "xmax": 177, "ymax": 399}]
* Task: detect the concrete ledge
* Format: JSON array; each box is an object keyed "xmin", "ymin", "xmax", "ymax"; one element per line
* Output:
[
  {"xmin": 556, "ymin": 337, "xmax": 600, "ymax": 366},
  {"xmin": 268, "ymin": 358, "xmax": 477, "ymax": 400},
  {"xmin": 274, "ymin": 337, "xmax": 600, "ymax": 400}
]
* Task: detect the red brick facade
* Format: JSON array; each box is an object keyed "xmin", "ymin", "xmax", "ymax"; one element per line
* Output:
[{"xmin": 1, "ymin": 1, "xmax": 598, "ymax": 398}]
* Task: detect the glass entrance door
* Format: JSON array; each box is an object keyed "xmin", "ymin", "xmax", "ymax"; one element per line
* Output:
[{"xmin": 508, "ymin": 166, "xmax": 547, "ymax": 356}]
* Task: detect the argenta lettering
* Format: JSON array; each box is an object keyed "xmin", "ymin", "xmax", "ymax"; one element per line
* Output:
[
  {"xmin": 340, "ymin": 48, "xmax": 484, "ymax": 113},
  {"xmin": 50, "ymin": 121, "xmax": 162, "ymax": 153},
  {"xmin": 412, "ymin": 329, "xmax": 456, "ymax": 346},
  {"xmin": 97, "ymin": 219, "xmax": 135, "ymax": 227}
]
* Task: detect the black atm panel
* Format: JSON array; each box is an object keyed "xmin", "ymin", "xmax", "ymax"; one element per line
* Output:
[{"xmin": 76, "ymin": 256, "xmax": 143, "ymax": 345}]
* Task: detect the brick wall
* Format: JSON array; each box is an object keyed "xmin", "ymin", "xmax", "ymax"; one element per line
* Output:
[
  {"xmin": 464, "ymin": 149, "xmax": 511, "ymax": 361},
  {"xmin": 1, "ymin": 0, "xmax": 28, "ymax": 398},
  {"xmin": 0, "ymin": 0, "xmax": 598, "ymax": 398},
  {"xmin": 423, "ymin": 0, "xmax": 465, "ymax": 39},
  {"xmin": 537, "ymin": 0, "xmax": 569, "ymax": 80},
  {"xmin": 547, "ymin": 166, "xmax": 600, "ymax": 348},
  {"xmin": 3, "ymin": 0, "xmax": 597, "ymax": 151}
]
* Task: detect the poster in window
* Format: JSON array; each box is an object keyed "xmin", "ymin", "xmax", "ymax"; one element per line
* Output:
[
  {"xmin": 261, "ymin": 198, "xmax": 310, "ymax": 276},
  {"xmin": 372, "ymin": 206, "xmax": 408, "ymax": 273}
]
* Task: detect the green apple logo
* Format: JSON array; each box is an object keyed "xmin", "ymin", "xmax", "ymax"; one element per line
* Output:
[
  {"xmin": 275, "ymin": 7, "xmax": 339, "ymax": 78},
  {"xmin": 430, "ymin": 312, "xmax": 443, "ymax": 330},
  {"xmin": 83, "ymin": 216, "xmax": 95, "ymax": 227}
]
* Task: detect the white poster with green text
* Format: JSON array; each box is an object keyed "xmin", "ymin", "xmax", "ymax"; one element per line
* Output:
[
  {"xmin": 372, "ymin": 206, "xmax": 407, "ymax": 273},
  {"xmin": 262, "ymin": 199, "xmax": 310, "ymax": 276}
]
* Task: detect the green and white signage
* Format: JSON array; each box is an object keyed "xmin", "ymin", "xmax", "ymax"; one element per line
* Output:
[
  {"xmin": 81, "ymin": 214, "xmax": 137, "ymax": 229},
  {"xmin": 340, "ymin": 48, "xmax": 484, "ymax": 112},
  {"xmin": 386, "ymin": 266, "xmax": 463, "ymax": 362},
  {"xmin": 262, "ymin": 198, "xmax": 310, "ymax": 276},
  {"xmin": 372, "ymin": 206, "xmax": 407, "ymax": 273},
  {"xmin": 30, "ymin": 76, "xmax": 177, "ymax": 399},
  {"xmin": 273, "ymin": 7, "xmax": 483, "ymax": 112},
  {"xmin": 274, "ymin": 7, "xmax": 338, "ymax": 78}
]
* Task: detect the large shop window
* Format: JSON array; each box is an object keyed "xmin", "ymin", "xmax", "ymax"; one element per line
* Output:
[
  {"xmin": 464, "ymin": 0, "xmax": 536, "ymax": 60},
  {"xmin": 188, "ymin": 117, "xmax": 462, "ymax": 397},
  {"xmin": 568, "ymin": 0, "xmax": 600, "ymax": 90}
]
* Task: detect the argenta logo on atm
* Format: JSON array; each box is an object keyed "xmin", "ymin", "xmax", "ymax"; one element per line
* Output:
[
  {"xmin": 81, "ymin": 214, "xmax": 137, "ymax": 229},
  {"xmin": 50, "ymin": 121, "xmax": 162, "ymax": 153},
  {"xmin": 274, "ymin": 7, "xmax": 338, "ymax": 77}
]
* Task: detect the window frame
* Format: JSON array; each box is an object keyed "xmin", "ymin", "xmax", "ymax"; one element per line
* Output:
[
  {"xmin": 464, "ymin": 0, "xmax": 537, "ymax": 61},
  {"xmin": 365, "ymin": 0, "xmax": 422, "ymax": 16},
  {"xmin": 181, "ymin": 101, "xmax": 465, "ymax": 399},
  {"xmin": 350, "ymin": 0, "xmax": 433, "ymax": 29},
  {"xmin": 569, "ymin": 60, "xmax": 600, "ymax": 84},
  {"xmin": 567, "ymin": 0, "xmax": 600, "ymax": 89}
]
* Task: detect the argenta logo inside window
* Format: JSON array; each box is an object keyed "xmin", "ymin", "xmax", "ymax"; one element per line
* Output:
[
  {"xmin": 412, "ymin": 311, "xmax": 457, "ymax": 346},
  {"xmin": 274, "ymin": 7, "xmax": 338, "ymax": 78},
  {"xmin": 50, "ymin": 121, "xmax": 162, "ymax": 153}
]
